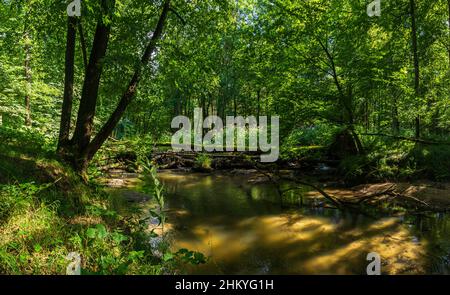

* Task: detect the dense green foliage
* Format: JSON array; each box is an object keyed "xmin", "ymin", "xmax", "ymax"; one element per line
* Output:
[
  {"xmin": 1, "ymin": 0, "xmax": 449, "ymax": 145},
  {"xmin": 1, "ymin": 0, "xmax": 450, "ymax": 275}
]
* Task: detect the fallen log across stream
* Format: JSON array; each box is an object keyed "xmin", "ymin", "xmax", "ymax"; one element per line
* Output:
[{"xmin": 99, "ymin": 149, "xmax": 337, "ymax": 171}]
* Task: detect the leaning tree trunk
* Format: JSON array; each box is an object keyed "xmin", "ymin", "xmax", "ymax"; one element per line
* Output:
[
  {"xmin": 78, "ymin": 21, "xmax": 88, "ymax": 70},
  {"xmin": 71, "ymin": 5, "xmax": 113, "ymax": 158},
  {"xmin": 58, "ymin": 0, "xmax": 171, "ymax": 174},
  {"xmin": 84, "ymin": 0, "xmax": 171, "ymax": 166},
  {"xmin": 318, "ymin": 39, "xmax": 363, "ymax": 154},
  {"xmin": 57, "ymin": 16, "xmax": 78, "ymax": 151},
  {"xmin": 392, "ymin": 102, "xmax": 400, "ymax": 136}
]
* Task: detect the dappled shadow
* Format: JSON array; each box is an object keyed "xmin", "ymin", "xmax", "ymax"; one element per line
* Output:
[
  {"xmin": 0, "ymin": 155, "xmax": 56, "ymax": 184},
  {"xmin": 0, "ymin": 127, "xmax": 63, "ymax": 186},
  {"xmin": 0, "ymin": 127, "xmax": 54, "ymax": 159},
  {"xmin": 0, "ymin": 153, "xmax": 89, "ymax": 222}
]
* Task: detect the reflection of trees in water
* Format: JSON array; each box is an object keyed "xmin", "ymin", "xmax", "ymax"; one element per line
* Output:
[{"xmin": 156, "ymin": 171, "xmax": 450, "ymax": 274}]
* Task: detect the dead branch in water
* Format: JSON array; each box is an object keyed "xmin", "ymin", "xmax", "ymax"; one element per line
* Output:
[
  {"xmin": 281, "ymin": 175, "xmax": 343, "ymax": 208},
  {"xmin": 387, "ymin": 191, "xmax": 431, "ymax": 208},
  {"xmin": 354, "ymin": 184, "xmax": 397, "ymax": 204},
  {"xmin": 250, "ymin": 162, "xmax": 343, "ymax": 208},
  {"xmin": 251, "ymin": 164, "xmax": 438, "ymax": 214}
]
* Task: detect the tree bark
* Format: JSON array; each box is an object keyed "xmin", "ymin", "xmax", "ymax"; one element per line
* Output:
[
  {"xmin": 57, "ymin": 16, "xmax": 78, "ymax": 151},
  {"xmin": 392, "ymin": 102, "xmax": 400, "ymax": 136},
  {"xmin": 78, "ymin": 21, "xmax": 88, "ymax": 70},
  {"xmin": 257, "ymin": 88, "xmax": 261, "ymax": 124},
  {"xmin": 71, "ymin": 0, "xmax": 114, "ymax": 156}
]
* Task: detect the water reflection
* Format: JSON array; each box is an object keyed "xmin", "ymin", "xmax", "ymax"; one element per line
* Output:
[{"xmin": 154, "ymin": 171, "xmax": 450, "ymax": 274}]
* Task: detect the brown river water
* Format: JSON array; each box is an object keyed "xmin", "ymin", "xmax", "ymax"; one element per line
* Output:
[{"xmin": 119, "ymin": 170, "xmax": 450, "ymax": 274}]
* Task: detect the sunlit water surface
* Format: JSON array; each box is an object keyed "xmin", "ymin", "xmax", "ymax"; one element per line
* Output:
[{"xmin": 145, "ymin": 171, "xmax": 450, "ymax": 274}]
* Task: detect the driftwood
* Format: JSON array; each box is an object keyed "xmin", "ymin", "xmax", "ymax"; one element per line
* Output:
[
  {"xmin": 353, "ymin": 184, "xmax": 396, "ymax": 204},
  {"xmin": 386, "ymin": 191, "xmax": 431, "ymax": 209},
  {"xmin": 250, "ymin": 165, "xmax": 443, "ymax": 214},
  {"xmin": 281, "ymin": 176, "xmax": 343, "ymax": 208}
]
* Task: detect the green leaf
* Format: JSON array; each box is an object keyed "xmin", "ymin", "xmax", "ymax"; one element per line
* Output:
[
  {"xmin": 86, "ymin": 228, "xmax": 97, "ymax": 239},
  {"xmin": 33, "ymin": 244, "xmax": 42, "ymax": 252},
  {"xmin": 96, "ymin": 224, "xmax": 108, "ymax": 239},
  {"xmin": 128, "ymin": 250, "xmax": 145, "ymax": 261},
  {"xmin": 111, "ymin": 231, "xmax": 128, "ymax": 244},
  {"xmin": 162, "ymin": 252, "xmax": 174, "ymax": 261}
]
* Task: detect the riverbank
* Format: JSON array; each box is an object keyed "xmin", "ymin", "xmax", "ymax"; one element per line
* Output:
[
  {"xmin": 94, "ymin": 137, "xmax": 450, "ymax": 214},
  {"xmin": 0, "ymin": 128, "xmax": 173, "ymax": 274}
]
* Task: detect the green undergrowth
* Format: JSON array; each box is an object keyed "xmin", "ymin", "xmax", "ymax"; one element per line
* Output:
[
  {"xmin": 339, "ymin": 136, "xmax": 450, "ymax": 184},
  {"xmin": 0, "ymin": 126, "xmax": 202, "ymax": 274}
]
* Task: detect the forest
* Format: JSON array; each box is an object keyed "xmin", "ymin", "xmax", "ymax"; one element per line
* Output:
[{"xmin": 1, "ymin": 0, "xmax": 450, "ymax": 275}]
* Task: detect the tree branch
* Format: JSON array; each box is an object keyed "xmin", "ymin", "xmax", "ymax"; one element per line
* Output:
[{"xmin": 169, "ymin": 7, "xmax": 185, "ymax": 25}]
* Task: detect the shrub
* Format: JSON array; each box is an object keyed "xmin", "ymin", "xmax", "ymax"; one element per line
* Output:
[{"xmin": 194, "ymin": 153, "xmax": 212, "ymax": 171}]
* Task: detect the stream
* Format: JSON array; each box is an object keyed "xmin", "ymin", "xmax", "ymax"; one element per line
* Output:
[{"xmin": 112, "ymin": 170, "xmax": 450, "ymax": 274}]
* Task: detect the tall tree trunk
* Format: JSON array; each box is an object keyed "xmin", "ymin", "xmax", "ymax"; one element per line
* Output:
[
  {"xmin": 23, "ymin": 30, "xmax": 32, "ymax": 126},
  {"xmin": 318, "ymin": 39, "xmax": 353, "ymax": 126},
  {"xmin": 233, "ymin": 95, "xmax": 237, "ymax": 117},
  {"xmin": 78, "ymin": 21, "xmax": 88, "ymax": 70},
  {"xmin": 364, "ymin": 99, "xmax": 369, "ymax": 132},
  {"xmin": 58, "ymin": 16, "xmax": 78, "ymax": 151},
  {"xmin": 433, "ymin": 0, "xmax": 450, "ymax": 134},
  {"xmin": 71, "ymin": 0, "xmax": 114, "ymax": 155},
  {"xmin": 410, "ymin": 0, "xmax": 420, "ymax": 138},
  {"xmin": 83, "ymin": 0, "xmax": 171, "ymax": 166}
]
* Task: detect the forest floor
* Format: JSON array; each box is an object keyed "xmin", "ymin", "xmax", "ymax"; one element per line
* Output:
[{"xmin": 0, "ymin": 129, "xmax": 172, "ymax": 274}]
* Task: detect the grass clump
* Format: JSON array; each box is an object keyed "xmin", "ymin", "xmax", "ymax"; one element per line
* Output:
[{"xmin": 194, "ymin": 153, "xmax": 212, "ymax": 171}]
